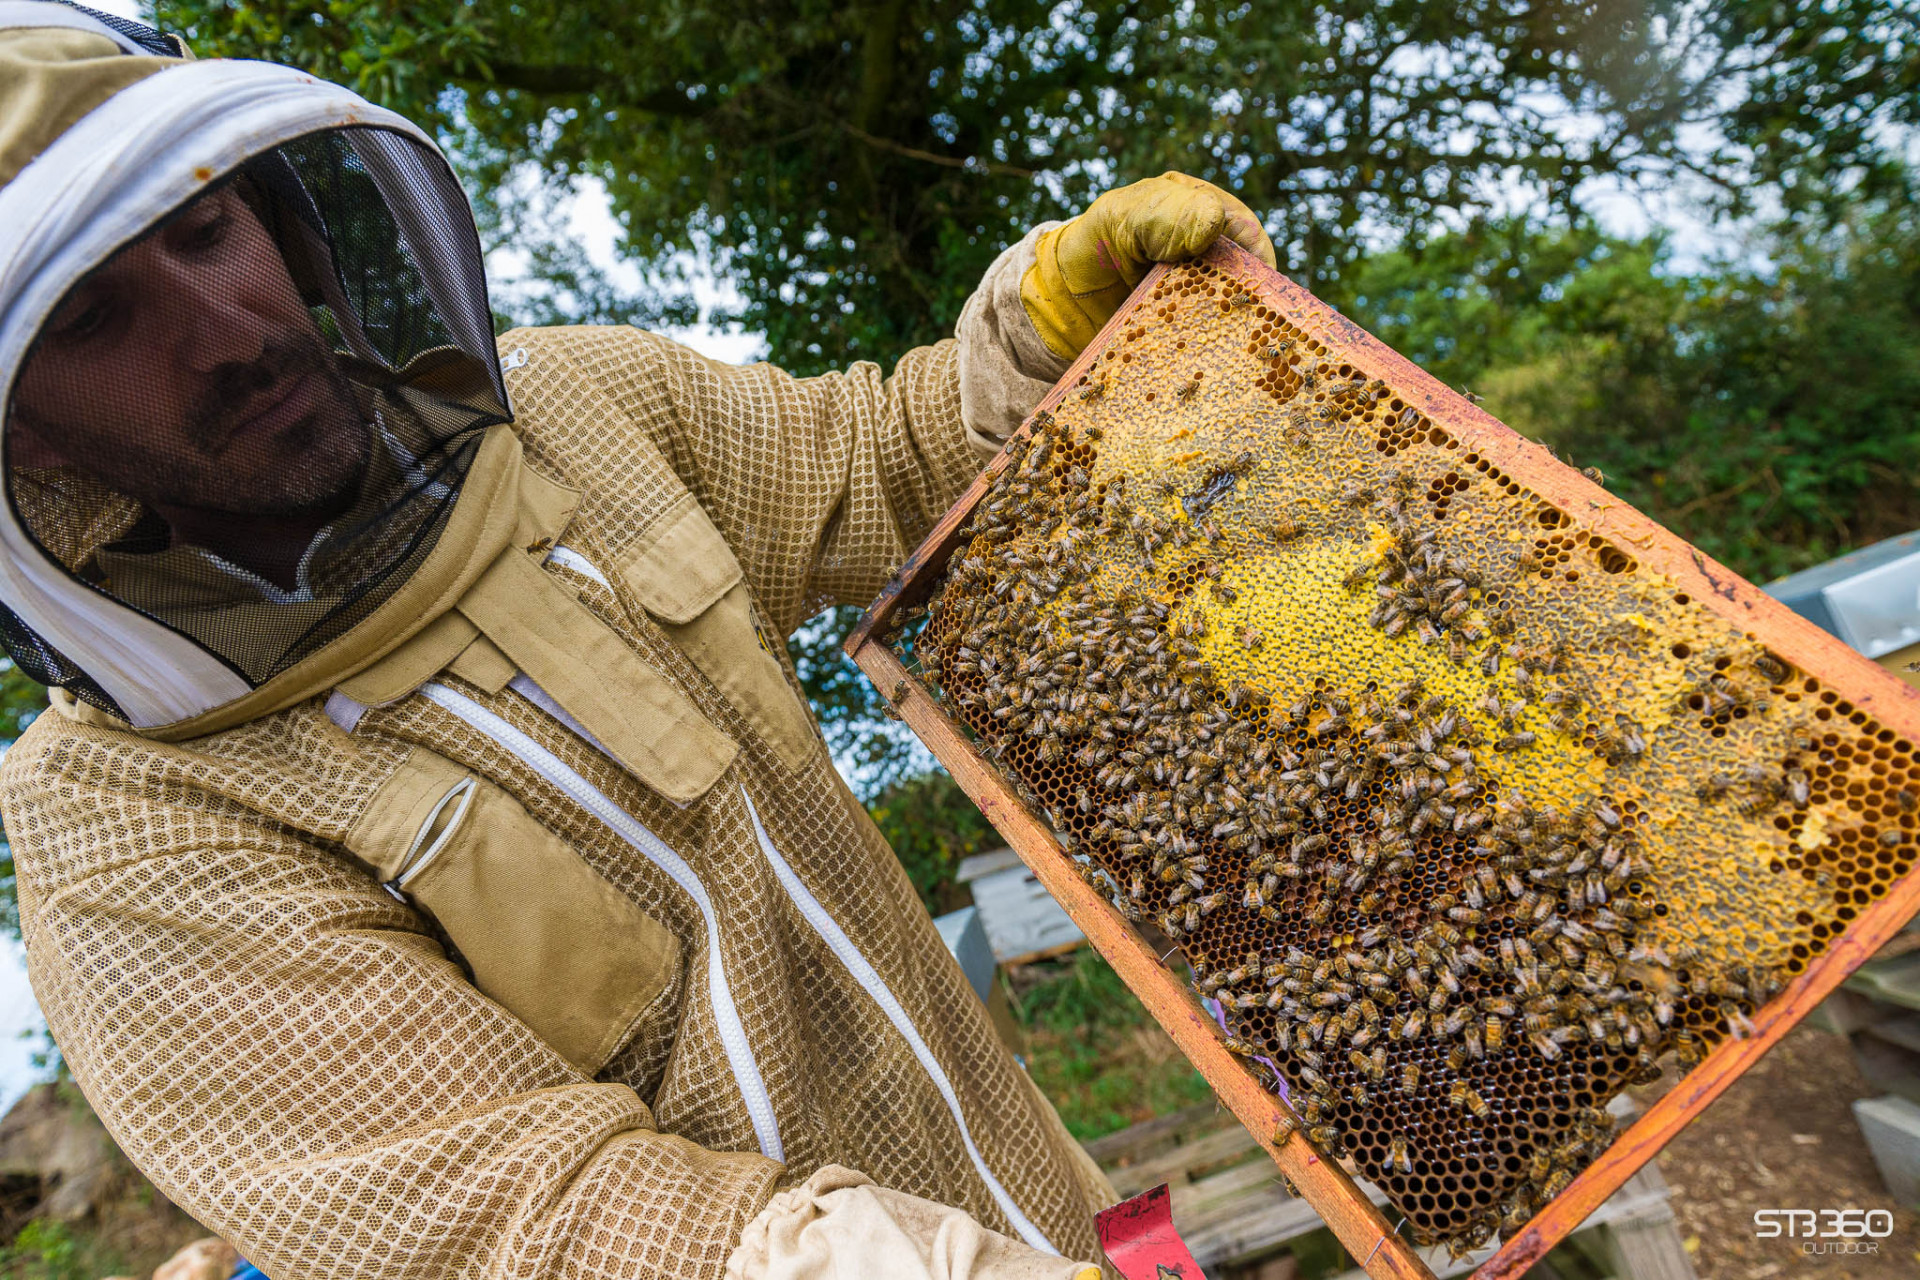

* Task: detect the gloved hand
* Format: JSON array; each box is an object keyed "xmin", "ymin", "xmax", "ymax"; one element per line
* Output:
[
  {"xmin": 727, "ymin": 1165, "xmax": 1101, "ymax": 1280},
  {"xmin": 1020, "ymin": 171, "xmax": 1277, "ymax": 360}
]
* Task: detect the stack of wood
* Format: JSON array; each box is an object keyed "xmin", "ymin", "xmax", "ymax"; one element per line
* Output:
[{"xmin": 1084, "ymin": 1101, "xmax": 1695, "ymax": 1279}]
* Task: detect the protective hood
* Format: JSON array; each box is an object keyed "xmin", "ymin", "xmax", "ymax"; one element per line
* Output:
[{"xmin": 0, "ymin": 2, "xmax": 514, "ymax": 731}]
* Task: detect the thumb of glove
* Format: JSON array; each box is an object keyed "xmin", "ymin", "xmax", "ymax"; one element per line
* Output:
[{"xmin": 1022, "ymin": 172, "xmax": 1276, "ymax": 358}]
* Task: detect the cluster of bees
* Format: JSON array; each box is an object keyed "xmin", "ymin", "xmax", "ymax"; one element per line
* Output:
[{"xmin": 894, "ymin": 276, "xmax": 1833, "ymax": 1252}]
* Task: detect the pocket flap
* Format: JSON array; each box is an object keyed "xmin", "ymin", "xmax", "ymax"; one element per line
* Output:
[
  {"xmin": 620, "ymin": 500, "xmax": 744, "ymax": 625},
  {"xmin": 349, "ymin": 749, "xmax": 681, "ymax": 1074}
]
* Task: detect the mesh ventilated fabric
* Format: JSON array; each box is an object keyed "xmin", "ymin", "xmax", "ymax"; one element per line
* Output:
[
  {"xmin": 4, "ymin": 128, "xmax": 502, "ymax": 709},
  {"xmin": 4, "ymin": 318, "xmax": 1111, "ymax": 1277}
]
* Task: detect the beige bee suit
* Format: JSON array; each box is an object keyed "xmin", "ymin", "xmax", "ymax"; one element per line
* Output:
[{"xmin": 3, "ymin": 234, "xmax": 1114, "ymax": 1278}]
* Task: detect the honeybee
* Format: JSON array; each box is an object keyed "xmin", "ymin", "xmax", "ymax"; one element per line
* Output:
[
  {"xmin": 1079, "ymin": 378, "xmax": 1106, "ymax": 401},
  {"xmin": 1694, "ymin": 771, "xmax": 1733, "ymax": 801},
  {"xmin": 1390, "ymin": 1134, "xmax": 1413, "ymax": 1174},
  {"xmin": 1401, "ymin": 1062, "xmax": 1420, "ymax": 1095},
  {"xmin": 1175, "ymin": 375, "xmax": 1203, "ymax": 401},
  {"xmin": 1272, "ymin": 516, "xmax": 1303, "ymax": 542},
  {"xmin": 1484, "ymin": 1016, "xmax": 1507, "ymax": 1053}
]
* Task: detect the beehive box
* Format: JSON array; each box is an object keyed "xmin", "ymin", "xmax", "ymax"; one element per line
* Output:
[{"xmin": 847, "ymin": 242, "xmax": 1920, "ymax": 1279}]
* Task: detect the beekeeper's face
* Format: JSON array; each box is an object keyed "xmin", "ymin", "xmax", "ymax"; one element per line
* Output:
[{"xmin": 8, "ymin": 182, "xmax": 369, "ymax": 520}]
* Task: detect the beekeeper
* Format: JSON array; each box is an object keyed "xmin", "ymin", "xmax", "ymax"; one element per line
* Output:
[{"xmin": 0, "ymin": 5, "xmax": 1275, "ymax": 1276}]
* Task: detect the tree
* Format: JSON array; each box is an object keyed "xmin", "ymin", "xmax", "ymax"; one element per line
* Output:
[
  {"xmin": 1335, "ymin": 198, "xmax": 1920, "ymax": 582},
  {"xmin": 864, "ymin": 768, "xmax": 1002, "ymax": 912},
  {"xmin": 143, "ymin": 0, "xmax": 1918, "ymax": 786},
  {"xmin": 151, "ymin": 0, "xmax": 1919, "ymax": 373},
  {"xmin": 2, "ymin": 0, "xmax": 1912, "ymax": 893}
]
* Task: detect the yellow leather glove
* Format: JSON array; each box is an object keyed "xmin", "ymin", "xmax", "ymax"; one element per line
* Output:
[{"xmin": 1020, "ymin": 171, "xmax": 1277, "ymax": 360}]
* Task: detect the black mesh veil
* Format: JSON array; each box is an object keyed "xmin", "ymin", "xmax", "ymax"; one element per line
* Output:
[
  {"xmin": 2, "ymin": 125, "xmax": 507, "ymax": 717},
  {"xmin": 47, "ymin": 0, "xmax": 185, "ymax": 56}
]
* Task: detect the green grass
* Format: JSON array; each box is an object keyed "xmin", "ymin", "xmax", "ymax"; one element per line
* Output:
[
  {"xmin": 0, "ymin": 1220, "xmax": 127, "ymax": 1280},
  {"xmin": 1005, "ymin": 949, "xmax": 1214, "ymax": 1141}
]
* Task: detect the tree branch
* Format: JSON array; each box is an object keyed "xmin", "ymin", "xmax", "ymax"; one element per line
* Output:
[
  {"xmin": 456, "ymin": 61, "xmax": 717, "ymax": 117},
  {"xmin": 840, "ymin": 124, "xmax": 1036, "ymax": 178}
]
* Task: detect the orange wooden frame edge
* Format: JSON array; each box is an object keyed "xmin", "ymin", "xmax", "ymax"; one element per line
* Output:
[{"xmin": 847, "ymin": 242, "xmax": 1920, "ymax": 1278}]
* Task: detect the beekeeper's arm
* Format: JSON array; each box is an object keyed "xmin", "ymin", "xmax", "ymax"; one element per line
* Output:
[
  {"xmin": 549, "ymin": 174, "xmax": 1275, "ymax": 638},
  {"xmin": 4, "ymin": 729, "xmax": 1097, "ymax": 1280}
]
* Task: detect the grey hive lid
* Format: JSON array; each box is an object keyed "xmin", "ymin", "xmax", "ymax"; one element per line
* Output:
[{"xmin": 1764, "ymin": 530, "xmax": 1920, "ymax": 659}]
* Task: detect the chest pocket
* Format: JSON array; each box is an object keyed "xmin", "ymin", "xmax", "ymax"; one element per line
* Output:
[
  {"xmin": 347, "ymin": 746, "xmax": 682, "ymax": 1075},
  {"xmin": 619, "ymin": 501, "xmax": 820, "ymax": 772}
]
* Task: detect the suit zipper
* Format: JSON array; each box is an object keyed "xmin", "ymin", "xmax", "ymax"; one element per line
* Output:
[
  {"xmin": 739, "ymin": 787, "xmax": 1058, "ymax": 1255},
  {"xmin": 417, "ymin": 681, "xmax": 784, "ymax": 1162},
  {"xmin": 381, "ymin": 777, "xmax": 477, "ymax": 902}
]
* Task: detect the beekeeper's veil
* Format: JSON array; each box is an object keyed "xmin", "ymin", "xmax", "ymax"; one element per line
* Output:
[{"xmin": 0, "ymin": 2, "xmax": 510, "ymax": 730}]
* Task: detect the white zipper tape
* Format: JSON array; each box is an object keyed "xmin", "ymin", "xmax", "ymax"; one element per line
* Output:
[
  {"xmin": 395, "ymin": 777, "xmax": 476, "ymax": 890},
  {"xmin": 416, "ymin": 682, "xmax": 782, "ymax": 1160},
  {"xmin": 506, "ymin": 673, "xmax": 617, "ymax": 763},
  {"xmin": 544, "ymin": 545, "xmax": 609, "ymax": 587},
  {"xmin": 739, "ymin": 786, "xmax": 1057, "ymax": 1255}
]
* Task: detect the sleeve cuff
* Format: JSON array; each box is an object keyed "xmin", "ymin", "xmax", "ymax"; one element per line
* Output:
[
  {"xmin": 954, "ymin": 222, "xmax": 1073, "ymax": 457},
  {"xmin": 726, "ymin": 1163, "xmax": 1099, "ymax": 1280}
]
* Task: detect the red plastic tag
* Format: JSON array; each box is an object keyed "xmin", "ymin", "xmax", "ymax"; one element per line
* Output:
[{"xmin": 1095, "ymin": 1183, "xmax": 1207, "ymax": 1279}]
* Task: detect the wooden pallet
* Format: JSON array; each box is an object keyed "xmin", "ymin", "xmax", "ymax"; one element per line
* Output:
[
  {"xmin": 847, "ymin": 241, "xmax": 1920, "ymax": 1279},
  {"xmin": 1085, "ymin": 1102, "xmax": 1693, "ymax": 1279}
]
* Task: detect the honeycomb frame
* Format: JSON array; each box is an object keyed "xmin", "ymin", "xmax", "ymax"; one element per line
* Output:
[{"xmin": 847, "ymin": 243, "xmax": 1920, "ymax": 1280}]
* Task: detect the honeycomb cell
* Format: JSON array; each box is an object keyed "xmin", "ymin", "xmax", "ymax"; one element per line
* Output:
[{"xmin": 889, "ymin": 262, "xmax": 1888, "ymax": 1253}]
